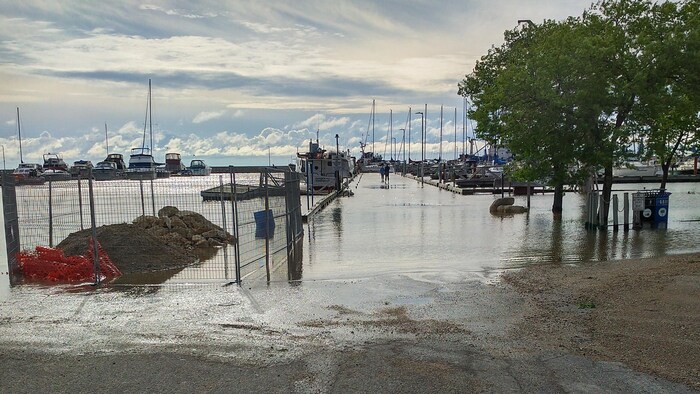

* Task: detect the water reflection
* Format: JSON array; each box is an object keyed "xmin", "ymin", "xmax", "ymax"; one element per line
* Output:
[{"xmin": 300, "ymin": 176, "xmax": 700, "ymax": 280}]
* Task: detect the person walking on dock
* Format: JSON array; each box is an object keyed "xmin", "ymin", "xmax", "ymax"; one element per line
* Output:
[
  {"xmin": 384, "ymin": 163, "xmax": 390, "ymax": 184},
  {"xmin": 380, "ymin": 164, "xmax": 386, "ymax": 183}
]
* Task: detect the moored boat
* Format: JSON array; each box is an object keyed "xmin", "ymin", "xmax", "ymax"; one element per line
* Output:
[
  {"xmin": 42, "ymin": 153, "xmax": 69, "ymax": 172},
  {"xmin": 165, "ymin": 152, "xmax": 186, "ymax": 174},
  {"xmin": 295, "ymin": 140, "xmax": 354, "ymax": 193},
  {"xmin": 12, "ymin": 163, "xmax": 45, "ymax": 185},
  {"xmin": 69, "ymin": 160, "xmax": 93, "ymax": 178},
  {"xmin": 93, "ymin": 161, "xmax": 126, "ymax": 181},
  {"xmin": 184, "ymin": 159, "xmax": 212, "ymax": 176}
]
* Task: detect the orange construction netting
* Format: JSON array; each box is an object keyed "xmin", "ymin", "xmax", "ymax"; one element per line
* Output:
[{"xmin": 18, "ymin": 239, "xmax": 121, "ymax": 283}]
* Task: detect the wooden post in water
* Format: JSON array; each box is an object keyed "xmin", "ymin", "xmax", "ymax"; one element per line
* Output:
[
  {"xmin": 526, "ymin": 181, "xmax": 531, "ymax": 210},
  {"xmin": 623, "ymin": 192, "xmax": 630, "ymax": 231},
  {"xmin": 612, "ymin": 194, "xmax": 619, "ymax": 232},
  {"xmin": 591, "ymin": 192, "xmax": 599, "ymax": 229},
  {"xmin": 598, "ymin": 194, "xmax": 606, "ymax": 230}
]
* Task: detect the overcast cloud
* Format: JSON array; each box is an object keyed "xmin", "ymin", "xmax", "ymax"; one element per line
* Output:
[{"xmin": 0, "ymin": 0, "xmax": 589, "ymax": 167}]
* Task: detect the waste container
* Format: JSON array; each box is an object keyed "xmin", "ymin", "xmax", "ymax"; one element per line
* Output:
[
  {"xmin": 639, "ymin": 189, "xmax": 671, "ymax": 227},
  {"xmin": 254, "ymin": 209, "xmax": 275, "ymax": 238}
]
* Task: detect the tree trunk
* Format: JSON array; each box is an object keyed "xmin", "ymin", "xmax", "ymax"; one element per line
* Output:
[
  {"xmin": 660, "ymin": 162, "xmax": 669, "ymax": 190},
  {"xmin": 552, "ymin": 183, "xmax": 564, "ymax": 213}
]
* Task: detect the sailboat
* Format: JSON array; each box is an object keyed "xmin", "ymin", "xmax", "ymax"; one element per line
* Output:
[
  {"xmin": 11, "ymin": 107, "xmax": 45, "ymax": 185},
  {"xmin": 126, "ymin": 79, "xmax": 163, "ymax": 180},
  {"xmin": 357, "ymin": 99, "xmax": 383, "ymax": 173}
]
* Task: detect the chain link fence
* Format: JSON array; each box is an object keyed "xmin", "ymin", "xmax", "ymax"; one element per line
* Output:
[{"xmin": 4, "ymin": 167, "xmax": 303, "ymax": 285}]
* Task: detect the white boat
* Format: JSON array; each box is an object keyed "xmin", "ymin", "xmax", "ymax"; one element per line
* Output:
[
  {"xmin": 42, "ymin": 168, "xmax": 73, "ymax": 181},
  {"xmin": 126, "ymin": 147, "xmax": 157, "ymax": 180},
  {"xmin": 296, "ymin": 140, "xmax": 354, "ymax": 193},
  {"xmin": 69, "ymin": 160, "xmax": 93, "ymax": 178},
  {"xmin": 42, "ymin": 153, "xmax": 69, "ymax": 172},
  {"xmin": 126, "ymin": 79, "xmax": 160, "ymax": 181},
  {"xmin": 185, "ymin": 159, "xmax": 212, "ymax": 176},
  {"xmin": 613, "ymin": 160, "xmax": 661, "ymax": 177},
  {"xmin": 675, "ymin": 157, "xmax": 698, "ymax": 175},
  {"xmin": 93, "ymin": 161, "xmax": 126, "ymax": 181},
  {"xmin": 12, "ymin": 164, "xmax": 45, "ymax": 185}
]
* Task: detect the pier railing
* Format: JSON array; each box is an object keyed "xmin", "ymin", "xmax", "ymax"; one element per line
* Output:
[{"xmin": 2, "ymin": 167, "xmax": 303, "ymax": 285}]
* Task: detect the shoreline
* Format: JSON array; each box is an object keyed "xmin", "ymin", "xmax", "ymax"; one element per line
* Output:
[{"xmin": 501, "ymin": 252, "xmax": 700, "ymax": 390}]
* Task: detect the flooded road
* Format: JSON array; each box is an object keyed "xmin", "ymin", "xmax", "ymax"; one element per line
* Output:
[{"xmin": 301, "ymin": 173, "xmax": 700, "ymax": 280}]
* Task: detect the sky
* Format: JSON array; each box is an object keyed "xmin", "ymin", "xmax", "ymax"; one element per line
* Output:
[{"xmin": 0, "ymin": 0, "xmax": 590, "ymax": 168}]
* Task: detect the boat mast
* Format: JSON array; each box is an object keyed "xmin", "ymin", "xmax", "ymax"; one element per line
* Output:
[
  {"xmin": 16, "ymin": 107, "xmax": 23, "ymax": 163},
  {"xmin": 372, "ymin": 99, "xmax": 375, "ymax": 155},
  {"xmin": 105, "ymin": 123, "xmax": 109, "ymax": 155},
  {"xmin": 149, "ymin": 79, "xmax": 153, "ymax": 154},
  {"xmin": 439, "ymin": 104, "xmax": 443, "ymax": 162}
]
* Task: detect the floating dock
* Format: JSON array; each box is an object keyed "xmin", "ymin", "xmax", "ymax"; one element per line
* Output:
[{"xmin": 200, "ymin": 183, "xmax": 285, "ymax": 201}]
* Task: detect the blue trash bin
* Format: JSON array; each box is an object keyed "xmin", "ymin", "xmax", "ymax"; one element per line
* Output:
[
  {"xmin": 254, "ymin": 209, "xmax": 275, "ymax": 238},
  {"xmin": 653, "ymin": 191, "xmax": 671, "ymax": 225}
]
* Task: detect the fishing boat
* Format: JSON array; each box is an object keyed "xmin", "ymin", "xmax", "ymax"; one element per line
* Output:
[
  {"xmin": 296, "ymin": 140, "xmax": 354, "ymax": 193},
  {"xmin": 184, "ymin": 159, "xmax": 212, "ymax": 176},
  {"xmin": 126, "ymin": 79, "xmax": 160, "ymax": 181}
]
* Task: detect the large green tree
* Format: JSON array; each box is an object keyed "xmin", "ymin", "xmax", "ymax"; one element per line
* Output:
[{"xmin": 459, "ymin": 0, "xmax": 698, "ymax": 219}]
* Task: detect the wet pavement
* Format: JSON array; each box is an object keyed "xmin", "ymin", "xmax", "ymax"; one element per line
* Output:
[{"xmin": 0, "ymin": 174, "xmax": 698, "ymax": 393}]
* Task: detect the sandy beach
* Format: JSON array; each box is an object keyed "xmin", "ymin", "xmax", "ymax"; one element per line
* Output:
[{"xmin": 502, "ymin": 253, "xmax": 700, "ymax": 390}]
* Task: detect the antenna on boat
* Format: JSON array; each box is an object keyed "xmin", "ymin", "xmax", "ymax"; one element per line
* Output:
[{"xmin": 16, "ymin": 107, "xmax": 23, "ymax": 163}]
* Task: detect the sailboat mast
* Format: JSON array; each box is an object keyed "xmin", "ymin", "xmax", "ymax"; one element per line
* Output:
[
  {"xmin": 390, "ymin": 109, "xmax": 393, "ymax": 160},
  {"xmin": 408, "ymin": 107, "xmax": 411, "ymax": 161},
  {"xmin": 439, "ymin": 105, "xmax": 443, "ymax": 161},
  {"xmin": 371, "ymin": 99, "xmax": 375, "ymax": 155},
  {"xmin": 16, "ymin": 107, "xmax": 23, "ymax": 163},
  {"xmin": 105, "ymin": 123, "xmax": 109, "ymax": 155},
  {"xmin": 149, "ymin": 79, "xmax": 153, "ymax": 154}
]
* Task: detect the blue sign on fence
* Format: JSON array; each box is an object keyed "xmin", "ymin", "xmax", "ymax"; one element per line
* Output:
[{"xmin": 254, "ymin": 209, "xmax": 275, "ymax": 238}]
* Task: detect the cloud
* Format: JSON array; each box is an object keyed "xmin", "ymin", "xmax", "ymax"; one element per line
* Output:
[{"xmin": 193, "ymin": 110, "xmax": 226, "ymax": 124}]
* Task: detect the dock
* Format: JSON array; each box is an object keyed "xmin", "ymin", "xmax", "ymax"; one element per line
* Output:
[{"xmin": 200, "ymin": 183, "xmax": 285, "ymax": 201}]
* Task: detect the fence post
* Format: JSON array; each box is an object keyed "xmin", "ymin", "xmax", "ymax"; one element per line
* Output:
[
  {"xmin": 218, "ymin": 175, "xmax": 229, "ymax": 280},
  {"xmin": 78, "ymin": 176, "xmax": 84, "ymax": 230},
  {"xmin": 88, "ymin": 171, "xmax": 100, "ymax": 285},
  {"xmin": 48, "ymin": 180, "xmax": 53, "ymax": 248},
  {"xmin": 150, "ymin": 179, "xmax": 156, "ymax": 216},
  {"xmin": 284, "ymin": 171, "xmax": 293, "ymax": 281},
  {"xmin": 264, "ymin": 170, "xmax": 271, "ymax": 282},
  {"xmin": 139, "ymin": 180, "xmax": 145, "ymax": 217},
  {"xmin": 230, "ymin": 166, "xmax": 241, "ymax": 284}
]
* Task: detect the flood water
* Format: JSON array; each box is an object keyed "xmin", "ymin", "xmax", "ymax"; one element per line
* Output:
[{"xmin": 301, "ymin": 173, "xmax": 700, "ymax": 280}]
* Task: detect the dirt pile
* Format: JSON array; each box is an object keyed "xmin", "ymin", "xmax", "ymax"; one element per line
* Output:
[{"xmin": 57, "ymin": 206, "xmax": 235, "ymax": 275}]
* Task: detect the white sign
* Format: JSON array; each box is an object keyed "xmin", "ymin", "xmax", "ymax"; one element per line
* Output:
[
  {"xmin": 632, "ymin": 193, "xmax": 645, "ymax": 211},
  {"xmin": 643, "ymin": 208, "xmax": 653, "ymax": 218}
]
